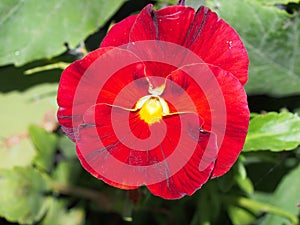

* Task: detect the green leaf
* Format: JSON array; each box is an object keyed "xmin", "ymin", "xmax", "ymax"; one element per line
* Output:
[
  {"xmin": 207, "ymin": 0, "xmax": 300, "ymax": 96},
  {"xmin": 0, "ymin": 65, "xmax": 61, "ymax": 92},
  {"xmin": 52, "ymin": 161, "xmax": 81, "ymax": 186},
  {"xmin": 156, "ymin": 0, "xmax": 177, "ymax": 6},
  {"xmin": 0, "ymin": 167, "xmax": 50, "ymax": 224},
  {"xmin": 244, "ymin": 112, "xmax": 300, "ymax": 151},
  {"xmin": 224, "ymin": 195, "xmax": 299, "ymax": 225},
  {"xmin": 252, "ymin": 191, "xmax": 273, "ymax": 204},
  {"xmin": 57, "ymin": 136, "xmax": 77, "ymax": 160},
  {"xmin": 0, "ymin": 138, "xmax": 36, "ymax": 169},
  {"xmin": 216, "ymin": 168, "xmax": 236, "ymax": 192},
  {"xmin": 157, "ymin": 0, "xmax": 205, "ymax": 8},
  {"xmin": 40, "ymin": 198, "xmax": 85, "ymax": 225},
  {"xmin": 258, "ymin": 164, "xmax": 300, "ymax": 225},
  {"xmin": 190, "ymin": 182, "xmax": 221, "ymax": 225},
  {"xmin": 185, "ymin": 0, "xmax": 206, "ymax": 9},
  {"xmin": 232, "ymin": 157, "xmax": 254, "ymax": 194},
  {"xmin": 257, "ymin": 0, "xmax": 300, "ymax": 4},
  {"xmin": 235, "ymin": 176, "xmax": 254, "ymax": 195},
  {"xmin": 0, "ymin": 83, "xmax": 58, "ymax": 169},
  {"xmin": 227, "ymin": 205, "xmax": 256, "ymax": 225},
  {"xmin": 0, "ymin": 0, "xmax": 126, "ymax": 66},
  {"xmin": 295, "ymin": 108, "xmax": 300, "ymax": 115},
  {"xmin": 29, "ymin": 125, "xmax": 58, "ymax": 172},
  {"xmin": 0, "ymin": 84, "xmax": 58, "ymax": 136}
]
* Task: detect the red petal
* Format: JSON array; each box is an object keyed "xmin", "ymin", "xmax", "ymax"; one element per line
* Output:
[
  {"xmin": 208, "ymin": 68, "xmax": 249, "ymax": 177},
  {"xmin": 183, "ymin": 6, "xmax": 248, "ymax": 85},
  {"xmin": 100, "ymin": 15, "xmax": 138, "ymax": 48},
  {"xmin": 164, "ymin": 64, "xmax": 249, "ymax": 178},
  {"xmin": 98, "ymin": 63, "xmax": 148, "ymax": 107},
  {"xmin": 147, "ymin": 116, "xmax": 218, "ymax": 199},
  {"xmin": 101, "ymin": 5, "xmax": 195, "ymax": 83},
  {"xmin": 76, "ymin": 146, "xmax": 139, "ymax": 190},
  {"xmin": 57, "ymin": 47, "xmax": 113, "ymax": 140},
  {"xmin": 58, "ymin": 3, "xmax": 250, "ymax": 199},
  {"xmin": 102, "ymin": 4, "xmax": 248, "ymax": 85},
  {"xmin": 76, "ymin": 103, "xmax": 218, "ymax": 199},
  {"xmin": 57, "ymin": 46, "xmax": 149, "ymax": 141},
  {"xmin": 129, "ymin": 4, "xmax": 195, "ymax": 45}
]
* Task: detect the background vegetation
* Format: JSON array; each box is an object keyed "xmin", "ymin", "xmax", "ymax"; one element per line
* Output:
[{"xmin": 0, "ymin": 0, "xmax": 300, "ymax": 224}]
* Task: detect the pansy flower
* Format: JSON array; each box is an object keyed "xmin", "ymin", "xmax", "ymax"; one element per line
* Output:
[{"xmin": 57, "ymin": 1, "xmax": 249, "ymax": 199}]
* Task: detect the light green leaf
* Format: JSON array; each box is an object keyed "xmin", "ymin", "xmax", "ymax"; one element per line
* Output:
[
  {"xmin": 0, "ymin": 84, "xmax": 58, "ymax": 137},
  {"xmin": 0, "ymin": 138, "xmax": 36, "ymax": 169},
  {"xmin": 235, "ymin": 158, "xmax": 254, "ymax": 194},
  {"xmin": 224, "ymin": 195, "xmax": 298, "ymax": 225},
  {"xmin": 40, "ymin": 198, "xmax": 85, "ymax": 225},
  {"xmin": 252, "ymin": 191, "xmax": 273, "ymax": 204},
  {"xmin": 244, "ymin": 112, "xmax": 300, "ymax": 151},
  {"xmin": 227, "ymin": 205, "xmax": 256, "ymax": 225},
  {"xmin": 0, "ymin": 83, "xmax": 58, "ymax": 168},
  {"xmin": 29, "ymin": 125, "xmax": 58, "ymax": 172},
  {"xmin": 0, "ymin": 0, "xmax": 126, "ymax": 66},
  {"xmin": 0, "ymin": 167, "xmax": 50, "ymax": 224},
  {"xmin": 258, "ymin": 164, "xmax": 300, "ymax": 225},
  {"xmin": 235, "ymin": 176, "xmax": 254, "ymax": 195},
  {"xmin": 207, "ymin": 0, "xmax": 300, "ymax": 96}
]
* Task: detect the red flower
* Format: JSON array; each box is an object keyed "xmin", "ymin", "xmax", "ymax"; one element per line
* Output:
[{"xmin": 57, "ymin": 2, "xmax": 249, "ymax": 199}]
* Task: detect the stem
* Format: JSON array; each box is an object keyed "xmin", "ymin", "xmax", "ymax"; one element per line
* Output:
[
  {"xmin": 123, "ymin": 196, "xmax": 133, "ymax": 223},
  {"xmin": 24, "ymin": 62, "xmax": 69, "ymax": 75},
  {"xmin": 224, "ymin": 196, "xmax": 299, "ymax": 225},
  {"xmin": 51, "ymin": 182, "xmax": 112, "ymax": 209}
]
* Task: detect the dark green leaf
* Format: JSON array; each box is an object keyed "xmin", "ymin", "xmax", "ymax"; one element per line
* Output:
[
  {"xmin": 190, "ymin": 182, "xmax": 221, "ymax": 225},
  {"xmin": 244, "ymin": 112, "xmax": 300, "ymax": 151},
  {"xmin": 257, "ymin": 0, "xmax": 300, "ymax": 4},
  {"xmin": 0, "ymin": 65, "xmax": 61, "ymax": 92},
  {"xmin": 0, "ymin": 0, "xmax": 126, "ymax": 66},
  {"xmin": 295, "ymin": 108, "xmax": 300, "ymax": 115},
  {"xmin": 0, "ymin": 167, "xmax": 50, "ymax": 224},
  {"xmin": 258, "ymin": 164, "xmax": 300, "ymax": 225}
]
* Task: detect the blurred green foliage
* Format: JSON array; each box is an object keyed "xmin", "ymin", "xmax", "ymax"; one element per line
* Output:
[{"xmin": 0, "ymin": 0, "xmax": 300, "ymax": 225}]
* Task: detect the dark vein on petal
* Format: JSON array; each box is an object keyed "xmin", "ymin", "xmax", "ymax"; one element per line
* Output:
[
  {"xmin": 161, "ymin": 133, "xmax": 182, "ymax": 196},
  {"xmin": 159, "ymin": 143, "xmax": 170, "ymax": 188},
  {"xmin": 150, "ymin": 8, "xmax": 159, "ymax": 40},
  {"xmin": 185, "ymin": 6, "xmax": 208, "ymax": 49},
  {"xmin": 82, "ymin": 112, "xmax": 151, "ymax": 167}
]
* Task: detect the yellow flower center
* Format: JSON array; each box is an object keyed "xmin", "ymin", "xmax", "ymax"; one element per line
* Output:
[{"xmin": 136, "ymin": 96, "xmax": 170, "ymax": 125}]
